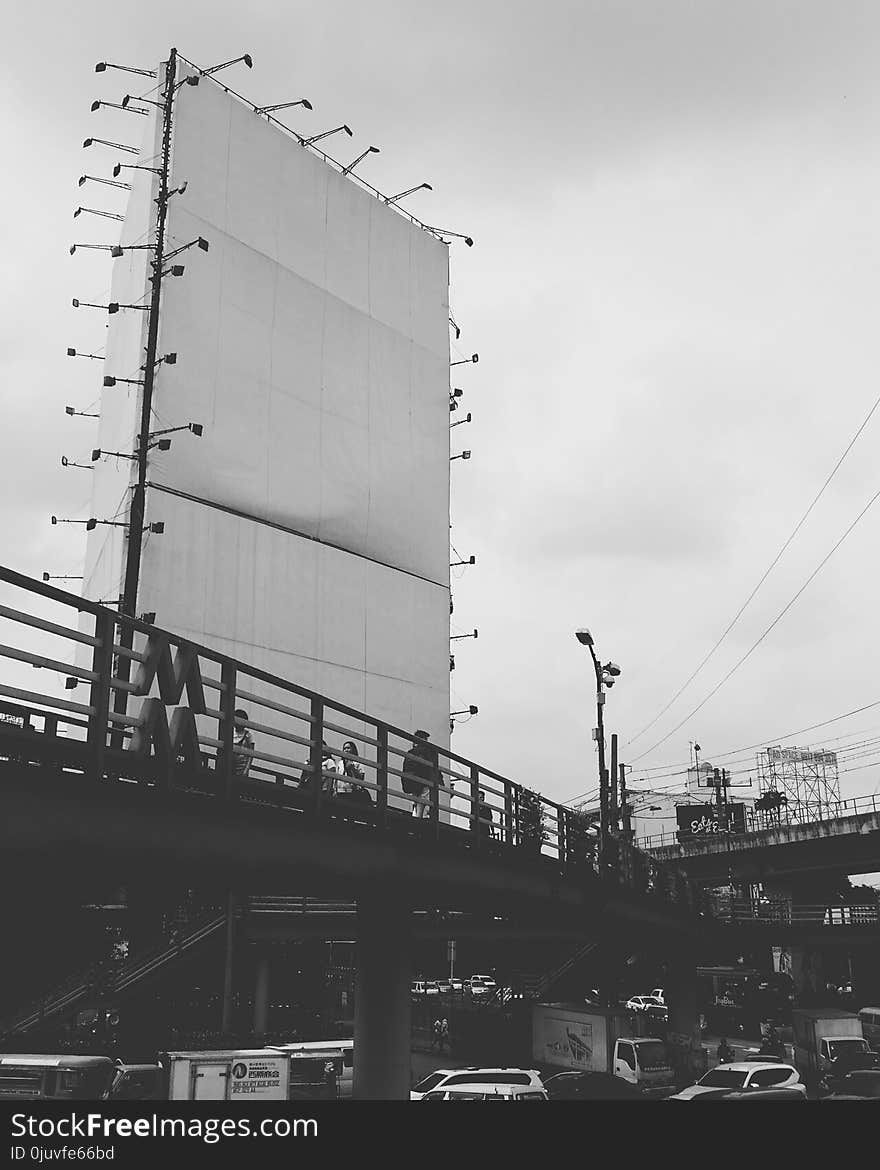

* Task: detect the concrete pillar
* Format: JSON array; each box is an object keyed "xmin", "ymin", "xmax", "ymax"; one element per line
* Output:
[
  {"xmin": 787, "ymin": 945, "xmax": 825, "ymax": 1004},
  {"xmin": 353, "ymin": 884, "xmax": 412, "ymax": 1099},
  {"xmin": 665, "ymin": 945, "xmax": 703, "ymax": 1082},
  {"xmin": 220, "ymin": 890, "xmax": 238, "ymax": 1035},
  {"xmin": 253, "ymin": 952, "xmax": 271, "ymax": 1038}
]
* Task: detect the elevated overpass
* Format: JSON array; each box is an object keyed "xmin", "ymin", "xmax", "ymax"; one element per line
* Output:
[{"xmin": 639, "ymin": 797, "xmax": 880, "ymax": 884}]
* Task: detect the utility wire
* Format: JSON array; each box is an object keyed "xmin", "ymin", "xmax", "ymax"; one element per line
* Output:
[
  {"xmin": 627, "ymin": 389, "xmax": 880, "ymax": 748},
  {"xmin": 631, "ymin": 483, "xmax": 880, "ymax": 764}
]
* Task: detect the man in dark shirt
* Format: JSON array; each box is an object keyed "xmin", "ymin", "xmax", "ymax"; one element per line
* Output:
[{"xmin": 402, "ymin": 729, "xmax": 440, "ymax": 818}]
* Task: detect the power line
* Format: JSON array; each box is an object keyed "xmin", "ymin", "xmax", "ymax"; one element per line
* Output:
[
  {"xmin": 631, "ymin": 483, "xmax": 880, "ymax": 764},
  {"xmin": 627, "ymin": 388, "xmax": 880, "ymax": 748}
]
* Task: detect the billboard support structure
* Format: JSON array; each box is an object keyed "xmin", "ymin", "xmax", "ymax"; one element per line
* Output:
[
  {"xmin": 120, "ymin": 46, "xmax": 177, "ymax": 623},
  {"xmin": 111, "ymin": 48, "xmax": 177, "ymax": 735},
  {"xmin": 756, "ymin": 745, "xmax": 840, "ymax": 812}
]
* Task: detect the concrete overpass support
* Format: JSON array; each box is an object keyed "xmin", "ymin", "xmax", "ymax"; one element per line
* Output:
[
  {"xmin": 353, "ymin": 884, "xmax": 412, "ymax": 1100},
  {"xmin": 787, "ymin": 945, "xmax": 825, "ymax": 1003},
  {"xmin": 253, "ymin": 952, "xmax": 271, "ymax": 1038},
  {"xmin": 665, "ymin": 947, "xmax": 703, "ymax": 1082}
]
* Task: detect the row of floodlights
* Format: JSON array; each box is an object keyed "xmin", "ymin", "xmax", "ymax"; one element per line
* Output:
[{"xmin": 89, "ymin": 55, "xmax": 473, "ymax": 243}]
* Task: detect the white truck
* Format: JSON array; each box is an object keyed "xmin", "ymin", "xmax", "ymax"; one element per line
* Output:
[
  {"xmin": 532, "ymin": 1003, "xmax": 677, "ymax": 1098},
  {"xmin": 791, "ymin": 1008, "xmax": 878, "ymax": 1088},
  {"xmin": 166, "ymin": 1050, "xmax": 293, "ymax": 1101}
]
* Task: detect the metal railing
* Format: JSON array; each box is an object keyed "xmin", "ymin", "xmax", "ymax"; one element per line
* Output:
[
  {"xmin": 0, "ymin": 564, "xmax": 707, "ymax": 912},
  {"xmin": 636, "ymin": 792, "xmax": 880, "ymax": 851},
  {"xmin": 710, "ymin": 896, "xmax": 879, "ymax": 928}
]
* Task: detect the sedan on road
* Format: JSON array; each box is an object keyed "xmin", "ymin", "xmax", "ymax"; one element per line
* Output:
[
  {"xmin": 669, "ymin": 1062, "xmax": 805, "ymax": 1100},
  {"xmin": 625, "ymin": 996, "xmax": 664, "ymax": 1013},
  {"xmin": 544, "ymin": 1071, "xmax": 645, "ymax": 1101}
]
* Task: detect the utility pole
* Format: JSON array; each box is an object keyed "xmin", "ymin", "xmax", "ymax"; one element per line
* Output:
[
  {"xmin": 575, "ymin": 630, "xmax": 621, "ymax": 874},
  {"xmin": 713, "ymin": 768, "xmax": 726, "ymax": 832},
  {"xmin": 110, "ymin": 49, "xmax": 177, "ymax": 741},
  {"xmin": 609, "ymin": 733, "xmax": 618, "ymax": 835},
  {"xmin": 120, "ymin": 48, "xmax": 177, "ymax": 622},
  {"xmin": 619, "ymin": 764, "xmax": 632, "ymax": 840}
]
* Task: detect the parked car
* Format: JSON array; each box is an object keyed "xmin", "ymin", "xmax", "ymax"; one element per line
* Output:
[
  {"xmin": 668, "ymin": 1062, "xmax": 805, "ymax": 1100},
  {"xmin": 450, "ymin": 978, "xmax": 464, "ymax": 993},
  {"xmin": 650, "ymin": 989, "xmax": 665, "ymax": 1005},
  {"xmin": 423, "ymin": 1082, "xmax": 548, "ymax": 1101},
  {"xmin": 544, "ymin": 1071, "xmax": 645, "ymax": 1100},
  {"xmin": 468, "ymin": 976, "xmax": 497, "ymax": 998},
  {"xmin": 625, "ymin": 996, "xmax": 664, "ymax": 1013},
  {"xmin": 411, "ymin": 1068, "xmax": 544, "ymax": 1101},
  {"xmin": 436, "ymin": 979, "xmax": 453, "ymax": 994},
  {"xmin": 821, "ymin": 1069, "xmax": 880, "ymax": 1100}
]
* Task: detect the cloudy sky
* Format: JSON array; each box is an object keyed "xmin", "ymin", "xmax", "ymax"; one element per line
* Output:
[{"xmin": 5, "ymin": 1, "xmax": 880, "ymax": 833}]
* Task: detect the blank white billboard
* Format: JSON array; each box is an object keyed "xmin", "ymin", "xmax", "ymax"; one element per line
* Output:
[{"xmin": 112, "ymin": 65, "xmax": 453, "ymax": 748}]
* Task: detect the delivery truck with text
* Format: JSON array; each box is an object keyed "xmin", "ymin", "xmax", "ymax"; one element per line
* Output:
[
  {"xmin": 531, "ymin": 1004, "xmax": 677, "ymax": 1097},
  {"xmin": 791, "ymin": 1008, "xmax": 877, "ymax": 1089}
]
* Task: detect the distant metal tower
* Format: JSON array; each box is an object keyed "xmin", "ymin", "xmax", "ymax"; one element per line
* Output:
[{"xmin": 756, "ymin": 745, "xmax": 840, "ymax": 810}]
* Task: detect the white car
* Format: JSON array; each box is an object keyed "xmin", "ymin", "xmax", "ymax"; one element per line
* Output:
[
  {"xmin": 669, "ymin": 1062, "xmax": 805, "ymax": 1100},
  {"xmin": 411, "ymin": 1068, "xmax": 544, "ymax": 1101},
  {"xmin": 626, "ymin": 996, "xmax": 665, "ymax": 1013},
  {"xmin": 423, "ymin": 1082, "xmax": 548, "ymax": 1101},
  {"xmin": 468, "ymin": 976, "xmax": 497, "ymax": 998},
  {"xmin": 650, "ymin": 988, "xmax": 666, "ymax": 1004}
]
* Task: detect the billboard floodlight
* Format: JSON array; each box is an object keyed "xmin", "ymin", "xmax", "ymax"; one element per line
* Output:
[
  {"xmin": 385, "ymin": 183, "xmax": 432, "ymax": 206},
  {"xmin": 95, "ymin": 62, "xmax": 156, "ymax": 78},
  {"xmin": 202, "ymin": 54, "xmax": 253, "ymax": 77},
  {"xmin": 302, "ymin": 124, "xmax": 353, "ymax": 147},
  {"xmin": 256, "ymin": 99, "xmax": 313, "ymax": 114},
  {"xmin": 341, "ymin": 146, "xmax": 380, "ymax": 176}
]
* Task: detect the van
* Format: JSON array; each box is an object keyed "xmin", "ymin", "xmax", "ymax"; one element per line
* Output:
[{"xmin": 858, "ymin": 1008, "xmax": 880, "ymax": 1052}]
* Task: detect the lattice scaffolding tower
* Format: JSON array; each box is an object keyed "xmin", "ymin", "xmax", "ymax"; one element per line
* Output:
[{"xmin": 756, "ymin": 745, "xmax": 840, "ymax": 809}]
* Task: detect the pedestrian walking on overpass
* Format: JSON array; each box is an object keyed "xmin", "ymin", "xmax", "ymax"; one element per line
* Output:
[
  {"xmin": 402, "ymin": 729, "xmax": 440, "ymax": 818},
  {"xmin": 476, "ymin": 791, "xmax": 495, "ymax": 841},
  {"xmin": 341, "ymin": 739, "xmax": 372, "ymax": 807},
  {"xmin": 218, "ymin": 708, "xmax": 254, "ymax": 779}
]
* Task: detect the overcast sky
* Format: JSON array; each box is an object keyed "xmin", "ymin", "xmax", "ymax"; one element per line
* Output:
[{"xmin": 5, "ymin": 1, "xmax": 880, "ymax": 841}]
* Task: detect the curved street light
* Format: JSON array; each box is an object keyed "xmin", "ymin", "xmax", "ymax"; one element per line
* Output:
[{"xmin": 575, "ymin": 629, "xmax": 622, "ymax": 868}]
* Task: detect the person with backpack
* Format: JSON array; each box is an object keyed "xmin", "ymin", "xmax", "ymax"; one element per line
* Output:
[{"xmin": 401, "ymin": 729, "xmax": 441, "ymax": 818}]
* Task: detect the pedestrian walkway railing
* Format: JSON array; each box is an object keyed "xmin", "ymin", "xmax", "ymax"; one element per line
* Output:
[
  {"xmin": 711, "ymin": 896, "xmax": 879, "ymax": 928},
  {"xmin": 0, "ymin": 564, "xmax": 707, "ymax": 914},
  {"xmin": 636, "ymin": 792, "xmax": 880, "ymax": 851}
]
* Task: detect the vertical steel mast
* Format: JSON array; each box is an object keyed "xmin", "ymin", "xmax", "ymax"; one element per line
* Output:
[{"xmin": 120, "ymin": 47, "xmax": 177, "ymax": 621}]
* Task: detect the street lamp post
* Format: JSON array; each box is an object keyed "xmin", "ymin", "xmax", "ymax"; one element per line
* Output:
[{"xmin": 575, "ymin": 629, "xmax": 621, "ymax": 871}]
